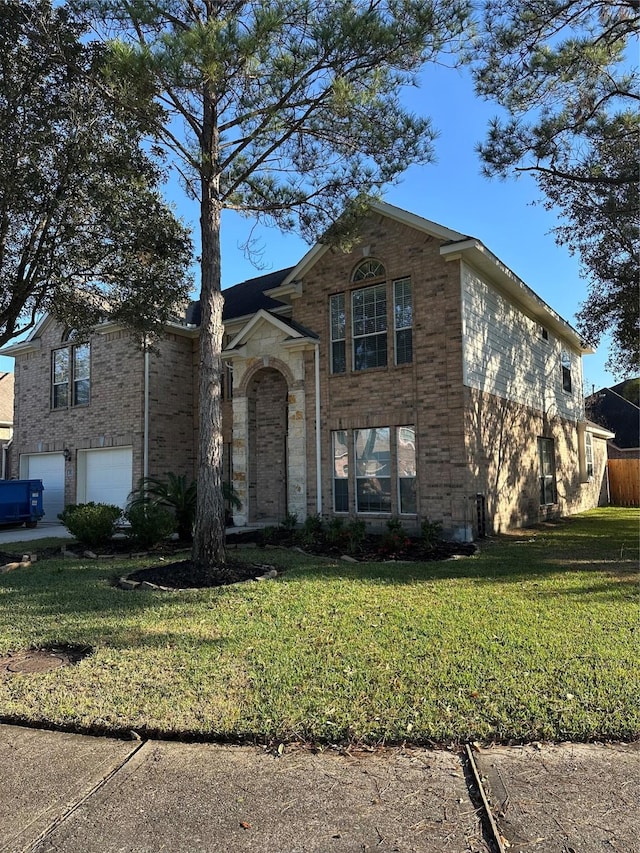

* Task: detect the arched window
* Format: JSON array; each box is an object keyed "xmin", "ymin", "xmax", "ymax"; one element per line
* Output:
[{"xmin": 352, "ymin": 259, "xmax": 385, "ymax": 281}]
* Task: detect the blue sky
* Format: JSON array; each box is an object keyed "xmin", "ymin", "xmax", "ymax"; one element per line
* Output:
[{"xmin": 0, "ymin": 61, "xmax": 619, "ymax": 393}]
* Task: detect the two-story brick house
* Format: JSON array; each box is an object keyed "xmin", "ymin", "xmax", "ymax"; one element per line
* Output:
[{"xmin": 1, "ymin": 202, "xmax": 610, "ymax": 537}]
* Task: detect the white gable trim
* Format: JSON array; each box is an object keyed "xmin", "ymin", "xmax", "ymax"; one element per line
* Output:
[
  {"xmin": 274, "ymin": 201, "xmax": 468, "ymax": 290},
  {"xmin": 225, "ymin": 309, "xmax": 308, "ymax": 351},
  {"xmin": 443, "ymin": 240, "xmax": 589, "ymax": 354}
]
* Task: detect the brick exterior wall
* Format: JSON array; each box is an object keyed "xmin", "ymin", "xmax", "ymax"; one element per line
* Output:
[
  {"xmin": 291, "ymin": 213, "xmax": 468, "ymax": 535},
  {"xmin": 147, "ymin": 332, "xmax": 197, "ymax": 481},
  {"xmin": 9, "ymin": 319, "xmax": 196, "ymax": 506},
  {"xmin": 6, "ymin": 208, "xmax": 607, "ymax": 535},
  {"xmin": 464, "ymin": 387, "xmax": 609, "ymax": 533}
]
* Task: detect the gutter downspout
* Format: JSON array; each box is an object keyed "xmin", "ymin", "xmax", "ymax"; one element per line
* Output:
[
  {"xmin": 143, "ymin": 344, "xmax": 150, "ymax": 482},
  {"xmin": 314, "ymin": 342, "xmax": 322, "ymax": 515}
]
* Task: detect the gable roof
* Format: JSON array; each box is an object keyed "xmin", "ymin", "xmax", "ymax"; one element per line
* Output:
[
  {"xmin": 272, "ymin": 201, "xmax": 468, "ymax": 287},
  {"xmin": 186, "ymin": 267, "xmax": 294, "ymax": 327},
  {"xmin": 224, "ymin": 309, "xmax": 318, "ymax": 352},
  {"xmin": 585, "ymin": 386, "xmax": 640, "ymax": 450},
  {"xmin": 0, "ymin": 371, "xmax": 15, "ymax": 427},
  {"xmin": 264, "ymin": 200, "xmax": 587, "ymax": 353}
]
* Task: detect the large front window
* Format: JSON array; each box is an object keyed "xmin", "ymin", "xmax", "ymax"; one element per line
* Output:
[
  {"xmin": 538, "ymin": 437, "xmax": 557, "ymax": 505},
  {"xmin": 52, "ymin": 339, "xmax": 90, "ymax": 409},
  {"xmin": 331, "ymin": 425, "xmax": 417, "ymax": 515},
  {"xmin": 352, "ymin": 283, "xmax": 387, "ymax": 371},
  {"xmin": 355, "ymin": 427, "xmax": 391, "ymax": 512}
]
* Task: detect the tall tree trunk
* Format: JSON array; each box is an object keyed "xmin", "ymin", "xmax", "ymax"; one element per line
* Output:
[{"xmin": 192, "ymin": 85, "xmax": 225, "ymax": 571}]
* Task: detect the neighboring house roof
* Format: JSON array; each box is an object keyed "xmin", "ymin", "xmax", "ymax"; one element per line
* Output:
[
  {"xmin": 186, "ymin": 267, "xmax": 295, "ymax": 326},
  {"xmin": 585, "ymin": 386, "xmax": 640, "ymax": 450},
  {"xmin": 0, "ymin": 371, "xmax": 15, "ymax": 428},
  {"xmin": 610, "ymin": 378, "xmax": 640, "ymax": 408}
]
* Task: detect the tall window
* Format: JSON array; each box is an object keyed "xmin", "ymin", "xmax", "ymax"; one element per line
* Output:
[
  {"xmin": 394, "ymin": 278, "xmax": 412, "ymax": 365},
  {"xmin": 585, "ymin": 431, "xmax": 594, "ymax": 479},
  {"xmin": 352, "ymin": 284, "xmax": 387, "ymax": 371},
  {"xmin": 330, "ymin": 293, "xmax": 346, "ymax": 374},
  {"xmin": 52, "ymin": 339, "xmax": 90, "ymax": 409},
  {"xmin": 73, "ymin": 343, "xmax": 90, "ymax": 405},
  {"xmin": 397, "ymin": 426, "xmax": 416, "ymax": 513},
  {"xmin": 355, "ymin": 427, "xmax": 391, "ymax": 512},
  {"xmin": 332, "ymin": 430, "xmax": 349, "ymax": 512},
  {"xmin": 538, "ymin": 437, "xmax": 557, "ymax": 505},
  {"xmin": 561, "ymin": 349, "xmax": 572, "ymax": 392}
]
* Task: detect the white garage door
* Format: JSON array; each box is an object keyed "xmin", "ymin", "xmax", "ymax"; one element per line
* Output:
[
  {"xmin": 81, "ymin": 447, "xmax": 133, "ymax": 510},
  {"xmin": 21, "ymin": 453, "xmax": 65, "ymax": 522}
]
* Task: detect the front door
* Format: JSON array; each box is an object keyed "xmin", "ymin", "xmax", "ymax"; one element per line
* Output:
[{"xmin": 247, "ymin": 367, "xmax": 288, "ymax": 523}]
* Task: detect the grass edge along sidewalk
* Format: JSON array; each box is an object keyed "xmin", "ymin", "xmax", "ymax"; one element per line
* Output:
[{"xmin": 0, "ymin": 507, "xmax": 637, "ymax": 745}]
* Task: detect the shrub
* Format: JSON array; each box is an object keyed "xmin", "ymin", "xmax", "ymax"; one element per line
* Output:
[
  {"xmin": 58, "ymin": 502, "xmax": 122, "ymax": 548},
  {"xmin": 326, "ymin": 516, "xmax": 347, "ymax": 546},
  {"xmin": 379, "ymin": 518, "xmax": 411, "ymax": 556},
  {"xmin": 296, "ymin": 513, "xmax": 324, "ymax": 547},
  {"xmin": 421, "ymin": 517, "xmax": 443, "ymax": 548},
  {"xmin": 280, "ymin": 512, "xmax": 298, "ymax": 532},
  {"xmin": 129, "ymin": 474, "xmax": 242, "ymax": 541},
  {"xmin": 345, "ymin": 519, "xmax": 367, "ymax": 555},
  {"xmin": 128, "ymin": 474, "xmax": 196, "ymax": 542},
  {"xmin": 124, "ymin": 503, "xmax": 176, "ymax": 549}
]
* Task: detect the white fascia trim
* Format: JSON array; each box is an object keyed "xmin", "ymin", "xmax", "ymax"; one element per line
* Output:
[
  {"xmin": 585, "ymin": 423, "xmax": 616, "ymax": 440},
  {"xmin": 226, "ymin": 309, "xmax": 306, "ymax": 350},
  {"xmin": 281, "ymin": 336, "xmax": 318, "ymax": 351},
  {"xmin": 223, "ymin": 304, "xmax": 291, "ymax": 336},
  {"xmin": 0, "ymin": 338, "xmax": 41, "ymax": 357},
  {"xmin": 443, "ymin": 240, "xmax": 589, "ymax": 354},
  {"xmin": 277, "ymin": 201, "xmax": 467, "ymax": 289},
  {"xmin": 264, "ymin": 281, "xmax": 303, "ymax": 299},
  {"xmin": 368, "ymin": 200, "xmax": 467, "ymax": 242}
]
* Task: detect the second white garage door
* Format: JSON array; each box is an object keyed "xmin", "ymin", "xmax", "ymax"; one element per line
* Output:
[{"xmin": 78, "ymin": 447, "xmax": 133, "ymax": 510}]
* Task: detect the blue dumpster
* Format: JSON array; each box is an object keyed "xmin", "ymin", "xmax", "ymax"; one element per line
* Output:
[{"xmin": 0, "ymin": 479, "xmax": 45, "ymax": 527}]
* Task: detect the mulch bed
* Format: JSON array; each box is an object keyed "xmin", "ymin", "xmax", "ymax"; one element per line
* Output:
[
  {"xmin": 1, "ymin": 529, "xmax": 477, "ymax": 591},
  {"xmin": 126, "ymin": 559, "xmax": 264, "ymax": 589}
]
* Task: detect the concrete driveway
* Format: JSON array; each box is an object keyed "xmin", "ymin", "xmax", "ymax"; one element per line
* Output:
[{"xmin": 0, "ymin": 522, "xmax": 72, "ymax": 545}]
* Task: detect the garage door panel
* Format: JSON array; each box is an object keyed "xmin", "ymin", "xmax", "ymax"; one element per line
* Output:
[
  {"xmin": 83, "ymin": 448, "xmax": 133, "ymax": 509},
  {"xmin": 22, "ymin": 453, "xmax": 65, "ymax": 522}
]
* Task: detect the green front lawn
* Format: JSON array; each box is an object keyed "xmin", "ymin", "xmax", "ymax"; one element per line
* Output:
[{"xmin": 0, "ymin": 508, "xmax": 637, "ymax": 744}]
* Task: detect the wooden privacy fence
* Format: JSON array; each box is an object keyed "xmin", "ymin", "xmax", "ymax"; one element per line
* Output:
[{"xmin": 608, "ymin": 459, "xmax": 640, "ymax": 507}]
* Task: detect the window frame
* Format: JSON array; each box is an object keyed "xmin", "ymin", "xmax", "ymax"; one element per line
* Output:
[
  {"xmin": 52, "ymin": 340, "xmax": 91, "ymax": 410},
  {"xmin": 393, "ymin": 277, "xmax": 412, "ymax": 365},
  {"xmin": 354, "ymin": 426, "xmax": 392, "ymax": 513},
  {"xmin": 351, "ymin": 282, "xmax": 388, "ymax": 372},
  {"xmin": 538, "ymin": 437, "xmax": 557, "ymax": 506},
  {"xmin": 329, "ymin": 292, "xmax": 346, "ymax": 375},
  {"xmin": 561, "ymin": 348, "xmax": 572, "ymax": 393}
]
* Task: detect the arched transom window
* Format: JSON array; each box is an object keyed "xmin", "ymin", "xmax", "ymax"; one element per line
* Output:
[{"xmin": 352, "ymin": 259, "xmax": 385, "ymax": 281}]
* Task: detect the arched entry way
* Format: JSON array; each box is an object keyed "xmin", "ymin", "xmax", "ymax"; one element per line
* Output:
[{"xmin": 247, "ymin": 367, "xmax": 288, "ymax": 523}]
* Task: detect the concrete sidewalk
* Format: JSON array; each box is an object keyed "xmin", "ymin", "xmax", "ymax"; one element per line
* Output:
[{"xmin": 0, "ymin": 724, "xmax": 637, "ymax": 853}]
